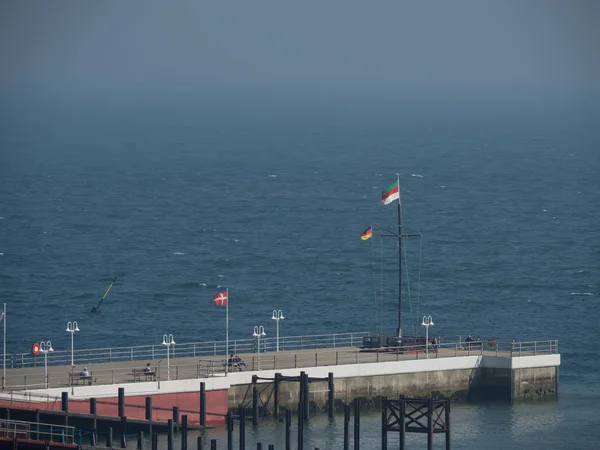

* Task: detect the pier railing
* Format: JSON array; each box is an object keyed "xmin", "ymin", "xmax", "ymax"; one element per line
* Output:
[
  {"xmin": 2, "ymin": 331, "xmax": 371, "ymax": 369},
  {"xmin": 0, "ymin": 418, "xmax": 75, "ymax": 444},
  {"xmin": 2, "ymin": 339, "xmax": 558, "ymax": 391}
]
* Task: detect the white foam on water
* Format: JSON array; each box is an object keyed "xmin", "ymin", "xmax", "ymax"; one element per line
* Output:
[
  {"xmin": 268, "ymin": 174, "xmax": 277, "ymax": 178},
  {"xmin": 439, "ymin": 186, "xmax": 446, "ymax": 188},
  {"xmin": 0, "ymin": 253, "xmax": 3, "ymax": 256},
  {"xmin": 199, "ymin": 283, "xmax": 207, "ymax": 287},
  {"xmin": 411, "ymin": 174, "xmax": 424, "ymax": 178},
  {"xmin": 570, "ymin": 292, "xmax": 594, "ymax": 296},
  {"xmin": 218, "ymin": 274, "xmax": 224, "ymax": 278},
  {"xmin": 173, "ymin": 252, "xmax": 185, "ymax": 255},
  {"xmin": 543, "ymin": 209, "xmax": 548, "ymax": 212}
]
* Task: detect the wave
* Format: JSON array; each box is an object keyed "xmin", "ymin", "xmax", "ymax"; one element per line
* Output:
[
  {"xmin": 268, "ymin": 174, "xmax": 277, "ymax": 178},
  {"xmin": 570, "ymin": 292, "xmax": 594, "ymax": 296},
  {"xmin": 199, "ymin": 283, "xmax": 207, "ymax": 287},
  {"xmin": 172, "ymin": 252, "xmax": 185, "ymax": 255},
  {"xmin": 411, "ymin": 174, "xmax": 424, "ymax": 178}
]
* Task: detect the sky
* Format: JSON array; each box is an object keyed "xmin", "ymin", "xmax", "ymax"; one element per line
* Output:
[{"xmin": 0, "ymin": 1, "xmax": 598, "ymax": 101}]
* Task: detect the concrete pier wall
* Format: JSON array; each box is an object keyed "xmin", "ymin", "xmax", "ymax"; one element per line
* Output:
[{"xmin": 2, "ymin": 353, "xmax": 560, "ymax": 423}]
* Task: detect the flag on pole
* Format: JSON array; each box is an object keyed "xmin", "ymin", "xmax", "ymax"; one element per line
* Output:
[
  {"xmin": 360, "ymin": 226, "xmax": 373, "ymax": 241},
  {"xmin": 381, "ymin": 180, "xmax": 400, "ymax": 205},
  {"xmin": 213, "ymin": 291, "xmax": 228, "ymax": 306},
  {"xmin": 0, "ymin": 311, "xmax": 4, "ymax": 323}
]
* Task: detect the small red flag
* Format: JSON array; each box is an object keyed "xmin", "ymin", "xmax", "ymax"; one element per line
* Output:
[{"xmin": 213, "ymin": 291, "xmax": 228, "ymax": 306}]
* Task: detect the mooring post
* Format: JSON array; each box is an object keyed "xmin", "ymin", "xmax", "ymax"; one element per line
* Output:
[
  {"xmin": 381, "ymin": 398, "xmax": 387, "ymax": 450},
  {"xmin": 35, "ymin": 410, "xmax": 40, "ymax": 440},
  {"xmin": 252, "ymin": 375, "xmax": 259, "ymax": 426},
  {"xmin": 118, "ymin": 387, "xmax": 125, "ymax": 418},
  {"xmin": 445, "ymin": 399, "xmax": 451, "ymax": 450},
  {"xmin": 90, "ymin": 429, "xmax": 97, "ymax": 446},
  {"xmin": 61, "ymin": 391, "xmax": 68, "ymax": 412},
  {"xmin": 145, "ymin": 397, "xmax": 152, "ymax": 421},
  {"xmin": 173, "ymin": 406, "xmax": 180, "ymax": 428},
  {"xmin": 328, "ymin": 372, "xmax": 334, "ymax": 419},
  {"xmin": 226, "ymin": 411, "xmax": 233, "ymax": 450},
  {"xmin": 274, "ymin": 373, "xmax": 280, "ymax": 419},
  {"xmin": 210, "ymin": 439, "xmax": 217, "ymax": 450},
  {"xmin": 200, "ymin": 382, "xmax": 206, "ymax": 426},
  {"xmin": 239, "ymin": 405, "xmax": 246, "ymax": 450},
  {"xmin": 138, "ymin": 431, "xmax": 144, "ymax": 450},
  {"xmin": 107, "ymin": 427, "xmax": 113, "ymax": 449},
  {"xmin": 303, "ymin": 372, "xmax": 309, "ymax": 422},
  {"xmin": 343, "ymin": 403, "xmax": 349, "ymax": 450},
  {"xmin": 257, "ymin": 444, "xmax": 262, "ymax": 450},
  {"xmin": 268, "ymin": 445, "xmax": 275, "ymax": 450},
  {"xmin": 399, "ymin": 396, "xmax": 405, "ymax": 450},
  {"xmin": 298, "ymin": 401, "xmax": 304, "ymax": 450},
  {"xmin": 182, "ymin": 414, "xmax": 188, "ymax": 450},
  {"xmin": 353, "ymin": 398, "xmax": 360, "ymax": 450},
  {"xmin": 168, "ymin": 419, "xmax": 174, "ymax": 450},
  {"xmin": 428, "ymin": 396, "xmax": 433, "ymax": 450},
  {"xmin": 152, "ymin": 432, "xmax": 158, "ymax": 450},
  {"xmin": 89, "ymin": 397, "xmax": 96, "ymax": 415},
  {"xmin": 285, "ymin": 409, "xmax": 291, "ymax": 450},
  {"xmin": 120, "ymin": 415, "xmax": 128, "ymax": 448},
  {"xmin": 198, "ymin": 436, "xmax": 203, "ymax": 450}
]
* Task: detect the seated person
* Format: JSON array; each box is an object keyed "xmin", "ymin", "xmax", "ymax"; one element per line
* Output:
[
  {"xmin": 430, "ymin": 337, "xmax": 437, "ymax": 349},
  {"xmin": 234, "ymin": 354, "xmax": 246, "ymax": 370},
  {"xmin": 144, "ymin": 363, "xmax": 155, "ymax": 374},
  {"xmin": 80, "ymin": 367, "xmax": 90, "ymax": 377},
  {"xmin": 466, "ymin": 335, "xmax": 473, "ymax": 342},
  {"xmin": 227, "ymin": 354, "xmax": 235, "ymax": 369}
]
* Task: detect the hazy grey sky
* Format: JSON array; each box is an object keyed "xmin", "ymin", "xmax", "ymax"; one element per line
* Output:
[{"xmin": 0, "ymin": 1, "xmax": 598, "ymax": 97}]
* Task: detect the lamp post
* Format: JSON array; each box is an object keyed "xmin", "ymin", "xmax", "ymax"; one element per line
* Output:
[
  {"xmin": 253, "ymin": 326, "xmax": 266, "ymax": 370},
  {"xmin": 271, "ymin": 310, "xmax": 284, "ymax": 352},
  {"xmin": 65, "ymin": 321, "xmax": 80, "ymax": 366},
  {"xmin": 39, "ymin": 341, "xmax": 54, "ymax": 388},
  {"xmin": 161, "ymin": 334, "xmax": 175, "ymax": 380},
  {"xmin": 421, "ymin": 316, "xmax": 434, "ymax": 358}
]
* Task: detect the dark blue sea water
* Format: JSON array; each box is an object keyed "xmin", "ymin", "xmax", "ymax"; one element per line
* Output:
[{"xmin": 1, "ymin": 92, "xmax": 599, "ymax": 448}]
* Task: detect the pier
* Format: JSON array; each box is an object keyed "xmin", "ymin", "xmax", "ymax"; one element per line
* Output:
[{"xmin": 0, "ymin": 332, "xmax": 560, "ymax": 426}]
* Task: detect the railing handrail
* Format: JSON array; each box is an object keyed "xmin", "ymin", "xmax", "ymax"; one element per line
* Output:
[{"xmin": 2, "ymin": 331, "xmax": 371, "ymax": 369}]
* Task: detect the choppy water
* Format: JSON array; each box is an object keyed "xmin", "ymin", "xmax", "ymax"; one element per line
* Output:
[{"xmin": 1, "ymin": 94, "xmax": 599, "ymax": 448}]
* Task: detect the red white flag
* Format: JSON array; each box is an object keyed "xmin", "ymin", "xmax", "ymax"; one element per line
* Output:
[{"xmin": 213, "ymin": 291, "xmax": 228, "ymax": 306}]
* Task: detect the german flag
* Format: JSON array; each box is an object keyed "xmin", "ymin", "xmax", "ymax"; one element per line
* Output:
[{"xmin": 360, "ymin": 226, "xmax": 373, "ymax": 241}]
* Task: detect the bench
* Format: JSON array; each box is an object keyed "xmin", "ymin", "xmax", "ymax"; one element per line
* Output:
[
  {"xmin": 69, "ymin": 373, "xmax": 94, "ymax": 386},
  {"xmin": 131, "ymin": 369, "xmax": 157, "ymax": 382},
  {"xmin": 222, "ymin": 358, "xmax": 247, "ymax": 372}
]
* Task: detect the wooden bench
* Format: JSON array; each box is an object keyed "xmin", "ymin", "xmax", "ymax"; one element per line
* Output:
[
  {"xmin": 131, "ymin": 369, "xmax": 157, "ymax": 382},
  {"xmin": 69, "ymin": 373, "xmax": 94, "ymax": 386}
]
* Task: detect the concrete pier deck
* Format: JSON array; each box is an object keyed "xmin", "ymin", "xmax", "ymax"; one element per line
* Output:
[{"xmin": 0, "ymin": 339, "xmax": 560, "ymax": 424}]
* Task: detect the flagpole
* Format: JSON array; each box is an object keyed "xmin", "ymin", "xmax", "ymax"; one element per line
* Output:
[
  {"xmin": 396, "ymin": 173, "xmax": 403, "ymax": 340},
  {"xmin": 226, "ymin": 288, "xmax": 229, "ymax": 375},
  {"xmin": 3, "ymin": 303, "xmax": 6, "ymax": 390}
]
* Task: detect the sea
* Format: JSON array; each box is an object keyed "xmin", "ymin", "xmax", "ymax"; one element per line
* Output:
[{"xmin": 1, "ymin": 89, "xmax": 599, "ymax": 448}]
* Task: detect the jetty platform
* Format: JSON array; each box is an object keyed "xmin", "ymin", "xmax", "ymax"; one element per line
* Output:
[{"xmin": 0, "ymin": 333, "xmax": 560, "ymax": 425}]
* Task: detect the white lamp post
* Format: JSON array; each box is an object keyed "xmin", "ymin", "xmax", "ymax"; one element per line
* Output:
[
  {"xmin": 271, "ymin": 310, "xmax": 284, "ymax": 352},
  {"xmin": 253, "ymin": 326, "xmax": 266, "ymax": 370},
  {"xmin": 421, "ymin": 316, "xmax": 434, "ymax": 358},
  {"xmin": 161, "ymin": 334, "xmax": 176, "ymax": 380},
  {"xmin": 39, "ymin": 340, "xmax": 54, "ymax": 388},
  {"xmin": 65, "ymin": 321, "xmax": 80, "ymax": 366}
]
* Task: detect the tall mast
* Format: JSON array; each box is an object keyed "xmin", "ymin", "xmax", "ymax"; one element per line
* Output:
[{"xmin": 396, "ymin": 173, "xmax": 402, "ymax": 339}]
